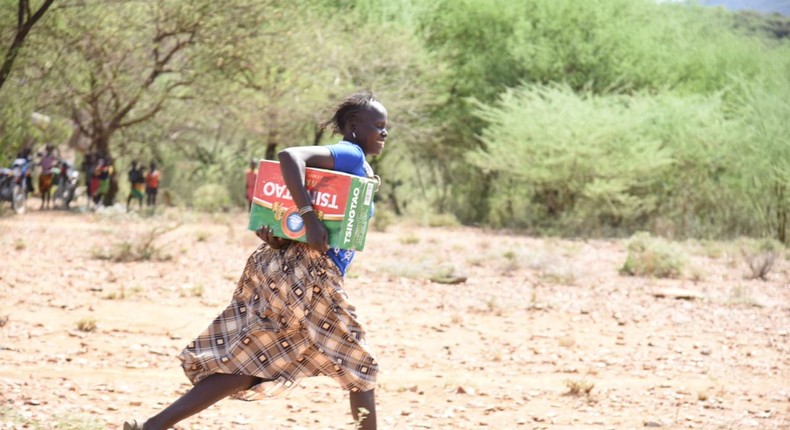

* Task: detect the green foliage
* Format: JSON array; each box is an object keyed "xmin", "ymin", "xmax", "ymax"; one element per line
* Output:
[
  {"xmin": 414, "ymin": 0, "xmax": 531, "ymax": 220},
  {"xmin": 470, "ymin": 84, "xmax": 740, "ymax": 235},
  {"xmin": 425, "ymin": 212, "xmax": 461, "ymax": 228},
  {"xmin": 507, "ymin": 0, "xmax": 765, "ymax": 93},
  {"xmin": 0, "ymin": 99, "xmax": 33, "ymax": 165},
  {"xmin": 728, "ymin": 70, "xmax": 790, "ymax": 243},
  {"xmin": 421, "ymin": 0, "xmax": 526, "ymax": 102},
  {"xmin": 620, "ymin": 232, "xmax": 686, "ymax": 278},
  {"xmin": 2, "ymin": 0, "xmax": 789, "ymax": 244},
  {"xmin": 370, "ymin": 207, "xmax": 397, "ymax": 232},
  {"xmin": 192, "ymin": 183, "xmax": 232, "ymax": 212},
  {"xmin": 414, "ymin": 0, "xmax": 788, "ymax": 234},
  {"xmin": 733, "ymin": 10, "xmax": 790, "ymax": 40}
]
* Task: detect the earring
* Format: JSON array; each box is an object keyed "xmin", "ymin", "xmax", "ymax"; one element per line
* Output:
[{"xmin": 352, "ymin": 131, "xmax": 357, "ymax": 139}]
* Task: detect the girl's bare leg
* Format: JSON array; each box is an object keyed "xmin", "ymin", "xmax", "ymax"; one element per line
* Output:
[
  {"xmin": 141, "ymin": 373, "xmax": 263, "ymax": 430},
  {"xmin": 350, "ymin": 389, "xmax": 377, "ymax": 430}
]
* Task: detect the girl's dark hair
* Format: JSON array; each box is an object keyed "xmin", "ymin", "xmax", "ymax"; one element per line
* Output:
[{"xmin": 320, "ymin": 91, "xmax": 377, "ymax": 135}]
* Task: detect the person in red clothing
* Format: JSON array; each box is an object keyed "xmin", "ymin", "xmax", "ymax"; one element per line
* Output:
[
  {"xmin": 145, "ymin": 162, "xmax": 161, "ymax": 207},
  {"xmin": 245, "ymin": 159, "xmax": 257, "ymax": 211},
  {"xmin": 38, "ymin": 144, "xmax": 58, "ymax": 210}
]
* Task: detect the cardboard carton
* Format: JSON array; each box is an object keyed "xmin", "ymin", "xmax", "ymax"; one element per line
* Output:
[{"xmin": 248, "ymin": 160, "xmax": 377, "ymax": 251}]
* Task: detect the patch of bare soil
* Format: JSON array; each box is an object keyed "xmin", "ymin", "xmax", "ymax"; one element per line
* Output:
[{"xmin": 0, "ymin": 208, "xmax": 788, "ymax": 429}]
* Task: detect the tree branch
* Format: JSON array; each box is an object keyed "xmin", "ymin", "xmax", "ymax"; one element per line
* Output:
[
  {"xmin": 117, "ymin": 78, "xmax": 194, "ymax": 129},
  {"xmin": 0, "ymin": 0, "xmax": 56, "ymax": 91}
]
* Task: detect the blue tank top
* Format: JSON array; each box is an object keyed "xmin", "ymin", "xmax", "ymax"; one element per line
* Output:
[{"xmin": 325, "ymin": 141, "xmax": 373, "ymax": 276}]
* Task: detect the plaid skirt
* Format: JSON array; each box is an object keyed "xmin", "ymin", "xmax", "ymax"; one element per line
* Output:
[{"xmin": 178, "ymin": 242, "xmax": 378, "ymax": 400}]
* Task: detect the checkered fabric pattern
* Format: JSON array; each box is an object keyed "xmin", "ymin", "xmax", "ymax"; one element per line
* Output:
[{"xmin": 178, "ymin": 243, "xmax": 378, "ymax": 400}]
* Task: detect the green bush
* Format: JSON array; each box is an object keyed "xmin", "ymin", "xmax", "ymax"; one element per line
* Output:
[
  {"xmin": 192, "ymin": 183, "xmax": 232, "ymax": 212},
  {"xmin": 370, "ymin": 207, "xmax": 397, "ymax": 232},
  {"xmin": 620, "ymin": 232, "xmax": 686, "ymax": 278},
  {"xmin": 426, "ymin": 212, "xmax": 460, "ymax": 228}
]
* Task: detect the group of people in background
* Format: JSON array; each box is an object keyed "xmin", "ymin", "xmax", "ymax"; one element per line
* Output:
[
  {"xmin": 77, "ymin": 152, "xmax": 160, "ymax": 212},
  {"xmin": 126, "ymin": 160, "xmax": 160, "ymax": 211},
  {"xmin": 12, "ymin": 145, "xmax": 77, "ymax": 210},
  {"xmin": 84, "ymin": 154, "xmax": 113, "ymax": 209},
  {"xmin": 7, "ymin": 144, "xmax": 267, "ymax": 213}
]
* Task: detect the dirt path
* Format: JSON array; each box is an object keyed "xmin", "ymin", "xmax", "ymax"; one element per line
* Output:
[{"xmin": 1, "ymin": 209, "xmax": 788, "ymax": 429}]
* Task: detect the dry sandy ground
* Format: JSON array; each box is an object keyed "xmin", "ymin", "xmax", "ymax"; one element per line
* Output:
[{"xmin": 0, "ymin": 207, "xmax": 788, "ymax": 430}]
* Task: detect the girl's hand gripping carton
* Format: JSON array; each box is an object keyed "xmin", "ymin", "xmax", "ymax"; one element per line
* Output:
[{"xmin": 247, "ymin": 160, "xmax": 377, "ymax": 251}]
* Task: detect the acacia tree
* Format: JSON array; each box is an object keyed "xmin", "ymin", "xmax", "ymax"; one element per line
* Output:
[
  {"xmin": 132, "ymin": 0, "xmax": 443, "ymax": 211},
  {"xmin": 24, "ymin": 1, "xmax": 216, "ymax": 203},
  {"xmin": 732, "ymin": 73, "xmax": 790, "ymax": 243},
  {"xmin": 195, "ymin": 1, "xmax": 346, "ymax": 161},
  {"xmin": 47, "ymin": 2, "xmax": 203, "ymax": 157},
  {"xmin": 0, "ymin": 0, "xmax": 55, "ymax": 92}
]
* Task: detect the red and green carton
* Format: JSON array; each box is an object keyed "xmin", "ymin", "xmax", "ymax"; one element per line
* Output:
[{"xmin": 247, "ymin": 160, "xmax": 377, "ymax": 251}]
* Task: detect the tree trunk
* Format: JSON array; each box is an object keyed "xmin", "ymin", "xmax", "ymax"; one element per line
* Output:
[
  {"xmin": 313, "ymin": 125, "xmax": 324, "ymax": 146},
  {"xmin": 265, "ymin": 129, "xmax": 278, "ymax": 160},
  {"xmin": 776, "ymin": 182, "xmax": 787, "ymax": 244}
]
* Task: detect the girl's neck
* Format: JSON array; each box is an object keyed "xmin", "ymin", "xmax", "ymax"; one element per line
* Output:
[{"xmin": 343, "ymin": 139, "xmax": 368, "ymax": 156}]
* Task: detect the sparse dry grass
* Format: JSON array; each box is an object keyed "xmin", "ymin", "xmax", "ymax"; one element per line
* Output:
[
  {"xmin": 739, "ymin": 238, "xmax": 783, "ymax": 281},
  {"xmin": 0, "ymin": 408, "xmax": 103, "ymax": 430},
  {"xmin": 91, "ymin": 223, "xmax": 180, "ymax": 262},
  {"xmin": 75, "ymin": 317, "xmax": 97, "ymax": 332},
  {"xmin": 726, "ymin": 285, "xmax": 763, "ymax": 307},
  {"xmin": 1, "ymin": 210, "xmax": 788, "ymax": 429},
  {"xmin": 558, "ymin": 336, "xmax": 576, "ymax": 348},
  {"xmin": 564, "ymin": 379, "xmax": 595, "ymax": 397}
]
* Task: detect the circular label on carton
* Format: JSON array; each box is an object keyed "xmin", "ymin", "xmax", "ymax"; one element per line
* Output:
[{"xmin": 281, "ymin": 207, "xmax": 306, "ymax": 239}]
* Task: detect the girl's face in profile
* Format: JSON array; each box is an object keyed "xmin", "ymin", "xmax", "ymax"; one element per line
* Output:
[{"xmin": 353, "ymin": 101, "xmax": 388, "ymax": 156}]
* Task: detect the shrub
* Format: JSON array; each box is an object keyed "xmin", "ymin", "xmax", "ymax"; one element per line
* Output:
[
  {"xmin": 564, "ymin": 379, "xmax": 595, "ymax": 397},
  {"xmin": 739, "ymin": 238, "xmax": 783, "ymax": 281},
  {"xmin": 399, "ymin": 234, "xmax": 420, "ymax": 245},
  {"xmin": 192, "ymin": 183, "xmax": 232, "ymax": 212},
  {"xmin": 426, "ymin": 212, "xmax": 460, "ymax": 228},
  {"xmin": 91, "ymin": 224, "xmax": 178, "ymax": 262},
  {"xmin": 76, "ymin": 317, "xmax": 97, "ymax": 332},
  {"xmin": 620, "ymin": 232, "xmax": 686, "ymax": 278},
  {"xmin": 370, "ymin": 207, "xmax": 397, "ymax": 232}
]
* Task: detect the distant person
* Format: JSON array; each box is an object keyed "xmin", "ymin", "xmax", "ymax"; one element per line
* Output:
[
  {"xmin": 245, "ymin": 159, "xmax": 257, "ymax": 210},
  {"xmin": 123, "ymin": 91, "xmax": 388, "ymax": 430},
  {"xmin": 14, "ymin": 147, "xmax": 34, "ymax": 197},
  {"xmin": 90, "ymin": 157, "xmax": 111, "ymax": 209},
  {"xmin": 38, "ymin": 145, "xmax": 57, "ymax": 210},
  {"xmin": 54, "ymin": 160, "xmax": 74, "ymax": 209},
  {"xmin": 81, "ymin": 152, "xmax": 95, "ymax": 208},
  {"xmin": 145, "ymin": 162, "xmax": 160, "ymax": 207},
  {"xmin": 126, "ymin": 160, "xmax": 146, "ymax": 211},
  {"xmin": 88, "ymin": 158, "xmax": 101, "ymax": 208}
]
